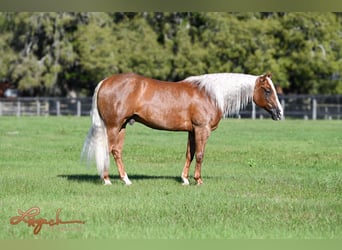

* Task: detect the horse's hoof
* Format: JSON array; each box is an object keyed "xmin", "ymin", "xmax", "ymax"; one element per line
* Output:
[
  {"xmin": 181, "ymin": 177, "xmax": 190, "ymax": 186},
  {"xmin": 195, "ymin": 179, "xmax": 203, "ymax": 185},
  {"xmin": 122, "ymin": 174, "xmax": 132, "ymax": 185},
  {"xmin": 104, "ymin": 179, "xmax": 112, "ymax": 185}
]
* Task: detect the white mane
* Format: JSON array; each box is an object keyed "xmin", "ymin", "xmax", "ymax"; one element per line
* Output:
[{"xmin": 184, "ymin": 73, "xmax": 258, "ymax": 116}]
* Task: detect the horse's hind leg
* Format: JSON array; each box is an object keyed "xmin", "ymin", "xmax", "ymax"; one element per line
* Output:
[
  {"xmin": 193, "ymin": 126, "xmax": 210, "ymax": 185},
  {"xmin": 107, "ymin": 127, "xmax": 132, "ymax": 185},
  {"xmin": 181, "ymin": 132, "xmax": 195, "ymax": 185}
]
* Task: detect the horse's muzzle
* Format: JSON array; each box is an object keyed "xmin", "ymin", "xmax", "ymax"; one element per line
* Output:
[{"xmin": 270, "ymin": 108, "xmax": 283, "ymax": 121}]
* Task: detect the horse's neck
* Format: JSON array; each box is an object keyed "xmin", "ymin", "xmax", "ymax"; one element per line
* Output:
[
  {"xmin": 184, "ymin": 73, "xmax": 257, "ymax": 116},
  {"xmin": 221, "ymin": 74, "xmax": 256, "ymax": 116}
]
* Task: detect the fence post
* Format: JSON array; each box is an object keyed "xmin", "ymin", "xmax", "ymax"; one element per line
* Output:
[
  {"xmin": 56, "ymin": 100, "xmax": 60, "ymax": 116},
  {"xmin": 36, "ymin": 99, "xmax": 40, "ymax": 116},
  {"xmin": 17, "ymin": 100, "xmax": 21, "ymax": 117},
  {"xmin": 252, "ymin": 102, "xmax": 256, "ymax": 119},
  {"xmin": 281, "ymin": 99, "xmax": 285, "ymax": 120},
  {"xmin": 312, "ymin": 98, "xmax": 317, "ymax": 120},
  {"xmin": 77, "ymin": 100, "xmax": 81, "ymax": 117},
  {"xmin": 338, "ymin": 97, "xmax": 341, "ymax": 119}
]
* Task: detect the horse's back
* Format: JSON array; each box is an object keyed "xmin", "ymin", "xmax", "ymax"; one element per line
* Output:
[
  {"xmin": 98, "ymin": 72, "xmax": 190, "ymax": 102},
  {"xmin": 100, "ymin": 72, "xmax": 141, "ymax": 90},
  {"xmin": 98, "ymin": 73, "xmax": 167, "ymax": 99}
]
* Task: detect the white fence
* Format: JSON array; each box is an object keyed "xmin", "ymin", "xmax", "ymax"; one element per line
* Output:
[
  {"xmin": 241, "ymin": 95, "xmax": 342, "ymax": 120},
  {"xmin": 0, "ymin": 97, "xmax": 92, "ymax": 117},
  {"xmin": 0, "ymin": 95, "xmax": 341, "ymax": 119}
]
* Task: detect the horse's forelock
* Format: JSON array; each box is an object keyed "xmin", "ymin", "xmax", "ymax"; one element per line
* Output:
[
  {"xmin": 265, "ymin": 75, "xmax": 284, "ymax": 117},
  {"xmin": 265, "ymin": 76, "xmax": 277, "ymax": 94}
]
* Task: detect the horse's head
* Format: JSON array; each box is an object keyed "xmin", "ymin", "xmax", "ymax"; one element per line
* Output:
[{"xmin": 253, "ymin": 73, "xmax": 283, "ymax": 120}]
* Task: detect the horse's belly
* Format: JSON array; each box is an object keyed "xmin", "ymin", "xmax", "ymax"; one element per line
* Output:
[{"xmin": 136, "ymin": 106, "xmax": 193, "ymax": 131}]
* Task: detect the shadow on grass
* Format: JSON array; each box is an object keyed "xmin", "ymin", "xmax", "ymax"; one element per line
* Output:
[{"xmin": 57, "ymin": 174, "xmax": 182, "ymax": 184}]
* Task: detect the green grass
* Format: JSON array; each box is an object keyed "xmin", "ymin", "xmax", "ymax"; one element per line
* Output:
[{"xmin": 0, "ymin": 117, "xmax": 341, "ymax": 239}]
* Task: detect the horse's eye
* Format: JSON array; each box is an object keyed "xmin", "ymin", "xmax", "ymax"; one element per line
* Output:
[{"xmin": 264, "ymin": 89, "xmax": 271, "ymax": 95}]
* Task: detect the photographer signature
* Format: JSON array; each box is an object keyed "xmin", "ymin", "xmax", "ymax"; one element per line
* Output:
[{"xmin": 10, "ymin": 207, "xmax": 85, "ymax": 235}]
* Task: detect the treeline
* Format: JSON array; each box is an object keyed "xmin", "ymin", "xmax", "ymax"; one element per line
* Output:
[{"xmin": 0, "ymin": 12, "xmax": 342, "ymax": 96}]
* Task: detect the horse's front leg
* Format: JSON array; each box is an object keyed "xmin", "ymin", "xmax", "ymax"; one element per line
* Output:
[
  {"xmin": 193, "ymin": 126, "xmax": 210, "ymax": 185},
  {"xmin": 181, "ymin": 132, "xmax": 195, "ymax": 185},
  {"xmin": 108, "ymin": 127, "xmax": 132, "ymax": 185}
]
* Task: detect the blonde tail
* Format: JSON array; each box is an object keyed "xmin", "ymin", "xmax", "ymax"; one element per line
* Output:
[{"xmin": 81, "ymin": 80, "xmax": 109, "ymax": 178}]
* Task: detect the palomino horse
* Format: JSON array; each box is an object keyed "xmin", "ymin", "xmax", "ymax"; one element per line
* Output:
[{"xmin": 82, "ymin": 73, "xmax": 283, "ymax": 185}]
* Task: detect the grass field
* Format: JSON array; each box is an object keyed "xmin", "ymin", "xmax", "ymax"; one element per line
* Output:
[{"xmin": 0, "ymin": 117, "xmax": 341, "ymax": 239}]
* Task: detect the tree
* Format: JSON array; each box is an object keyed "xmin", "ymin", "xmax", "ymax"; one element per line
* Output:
[
  {"xmin": 1, "ymin": 12, "xmax": 80, "ymax": 96},
  {"xmin": 75, "ymin": 13, "xmax": 173, "ymax": 94},
  {"xmin": 274, "ymin": 12, "xmax": 342, "ymax": 94},
  {"xmin": 1, "ymin": 12, "xmax": 342, "ymax": 96},
  {"xmin": 0, "ymin": 14, "xmax": 17, "ymax": 83}
]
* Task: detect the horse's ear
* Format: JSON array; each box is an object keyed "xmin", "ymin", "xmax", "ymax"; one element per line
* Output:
[
  {"xmin": 266, "ymin": 72, "xmax": 272, "ymax": 79},
  {"xmin": 260, "ymin": 73, "xmax": 268, "ymax": 82}
]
